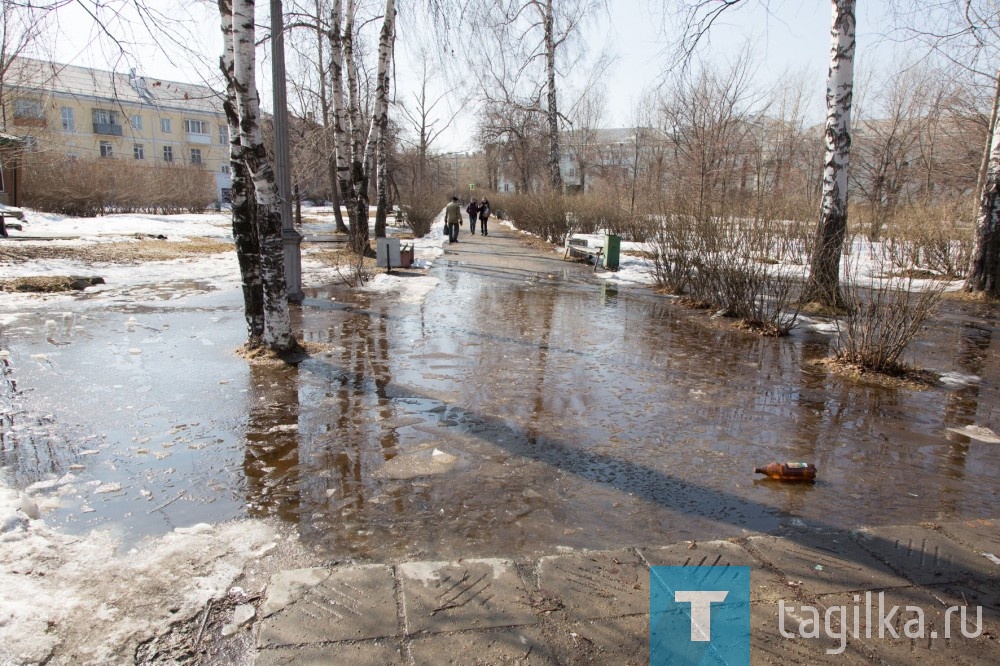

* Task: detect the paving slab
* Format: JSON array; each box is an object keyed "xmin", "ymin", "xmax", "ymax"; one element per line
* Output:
[
  {"xmin": 751, "ymin": 600, "xmax": 879, "ymax": 664},
  {"xmin": 852, "ymin": 525, "xmax": 1000, "ymax": 586},
  {"xmin": 747, "ymin": 532, "xmax": 910, "ymax": 596},
  {"xmin": 940, "ymin": 518, "xmax": 1000, "ymax": 562},
  {"xmin": 257, "ymin": 564, "xmax": 398, "ymax": 647},
  {"xmin": 540, "ymin": 615, "xmax": 649, "ymax": 665},
  {"xmin": 814, "ymin": 586, "xmax": 999, "ymax": 665},
  {"xmin": 408, "ymin": 628, "xmax": 558, "ymax": 665},
  {"xmin": 254, "ymin": 640, "xmax": 406, "ymax": 665},
  {"xmin": 536, "ymin": 549, "xmax": 649, "ymax": 621},
  {"xmin": 639, "ymin": 539, "xmax": 788, "ymax": 603},
  {"xmin": 399, "ymin": 558, "xmax": 536, "ymax": 635}
]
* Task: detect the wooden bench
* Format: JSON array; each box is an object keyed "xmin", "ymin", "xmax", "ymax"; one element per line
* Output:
[{"xmin": 563, "ymin": 237, "xmax": 604, "ymax": 271}]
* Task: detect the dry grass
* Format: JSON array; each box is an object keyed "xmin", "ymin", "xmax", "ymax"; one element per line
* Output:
[
  {"xmin": 813, "ymin": 357, "xmax": 938, "ymax": 389},
  {"xmin": 310, "ymin": 247, "xmax": 382, "ymax": 273},
  {"xmin": 0, "ymin": 276, "xmax": 88, "ymax": 292},
  {"xmin": 0, "ymin": 237, "xmax": 232, "ymax": 264}
]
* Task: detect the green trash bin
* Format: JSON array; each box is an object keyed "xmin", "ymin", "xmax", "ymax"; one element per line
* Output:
[{"xmin": 603, "ymin": 234, "xmax": 621, "ymax": 270}]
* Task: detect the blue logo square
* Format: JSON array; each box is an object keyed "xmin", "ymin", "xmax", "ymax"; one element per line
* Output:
[{"xmin": 650, "ymin": 566, "xmax": 750, "ymax": 665}]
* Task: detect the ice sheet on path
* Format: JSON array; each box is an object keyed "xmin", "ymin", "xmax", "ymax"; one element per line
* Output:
[
  {"xmin": 366, "ymin": 272, "xmax": 440, "ymax": 303},
  {"xmin": 946, "ymin": 425, "xmax": 1000, "ymax": 444},
  {"xmin": 0, "ymin": 473, "xmax": 281, "ymax": 665},
  {"xmin": 938, "ymin": 371, "xmax": 981, "ymax": 387}
]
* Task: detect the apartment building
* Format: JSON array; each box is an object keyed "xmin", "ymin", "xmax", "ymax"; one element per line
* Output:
[{"xmin": 2, "ymin": 57, "xmax": 232, "ymax": 203}]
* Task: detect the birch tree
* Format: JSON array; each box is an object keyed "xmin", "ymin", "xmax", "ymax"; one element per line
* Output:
[
  {"xmin": 887, "ymin": 1, "xmax": 1000, "ymax": 295},
  {"xmin": 463, "ymin": 0, "xmax": 603, "ymax": 192},
  {"xmin": 968, "ymin": 69, "xmax": 1000, "ymax": 296},
  {"xmin": 327, "ymin": 0, "xmax": 394, "ymax": 254},
  {"xmin": 802, "ymin": 1, "xmax": 856, "ymax": 306},
  {"xmin": 219, "ymin": 0, "xmax": 264, "ymax": 346},
  {"xmin": 221, "ymin": 0, "xmax": 296, "ymax": 351}
]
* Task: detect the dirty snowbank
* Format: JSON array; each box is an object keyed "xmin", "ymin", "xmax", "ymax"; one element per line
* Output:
[{"xmin": 0, "ymin": 480, "xmax": 282, "ymax": 665}]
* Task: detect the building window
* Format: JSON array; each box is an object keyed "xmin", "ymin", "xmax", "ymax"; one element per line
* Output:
[
  {"xmin": 61, "ymin": 107, "xmax": 75, "ymax": 131},
  {"xmin": 92, "ymin": 109, "xmax": 119, "ymax": 126},
  {"xmin": 221, "ymin": 188, "xmax": 232, "ymax": 203},
  {"xmin": 163, "ymin": 146, "xmax": 173, "ymax": 162},
  {"xmin": 134, "ymin": 144, "xmax": 145, "ymax": 160},
  {"xmin": 220, "ymin": 165, "xmax": 230, "ymax": 175},
  {"xmin": 189, "ymin": 148, "xmax": 202, "ymax": 165},
  {"xmin": 93, "ymin": 109, "xmax": 122, "ymax": 135},
  {"xmin": 218, "ymin": 125, "xmax": 228, "ymax": 145},
  {"xmin": 160, "ymin": 118, "xmax": 172, "ymax": 133},
  {"xmin": 131, "ymin": 115, "xmax": 143, "ymax": 130},
  {"xmin": 99, "ymin": 141, "xmax": 114, "ymax": 158},
  {"xmin": 184, "ymin": 119, "xmax": 209, "ymax": 135},
  {"xmin": 14, "ymin": 99, "xmax": 44, "ymax": 118}
]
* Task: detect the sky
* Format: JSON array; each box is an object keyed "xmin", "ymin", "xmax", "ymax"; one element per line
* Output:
[{"xmin": 36, "ymin": 0, "xmax": 902, "ymax": 153}]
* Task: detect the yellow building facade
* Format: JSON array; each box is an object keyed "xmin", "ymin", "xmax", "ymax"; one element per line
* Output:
[{"xmin": 3, "ymin": 57, "xmax": 232, "ymax": 203}]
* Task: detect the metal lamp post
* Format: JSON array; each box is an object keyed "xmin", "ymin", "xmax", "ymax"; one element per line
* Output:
[{"xmin": 271, "ymin": 0, "xmax": 304, "ymax": 301}]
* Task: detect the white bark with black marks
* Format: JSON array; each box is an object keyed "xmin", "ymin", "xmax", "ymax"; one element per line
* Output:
[
  {"xmin": 231, "ymin": 0, "xmax": 295, "ymax": 350},
  {"xmin": 805, "ymin": 0, "xmax": 855, "ymax": 306},
  {"xmin": 967, "ymin": 88, "xmax": 1000, "ymax": 297}
]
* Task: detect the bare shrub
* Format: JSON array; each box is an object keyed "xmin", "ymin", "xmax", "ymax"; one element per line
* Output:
[
  {"xmin": 648, "ymin": 208, "xmax": 804, "ymax": 334},
  {"xmin": 400, "ymin": 189, "xmax": 446, "ymax": 237},
  {"xmin": 883, "ymin": 201, "xmax": 973, "ymax": 279},
  {"xmin": 23, "ymin": 155, "xmax": 215, "ymax": 216},
  {"xmin": 833, "ymin": 245, "xmax": 944, "ymax": 373},
  {"xmin": 494, "ymin": 192, "xmax": 571, "ymax": 244}
]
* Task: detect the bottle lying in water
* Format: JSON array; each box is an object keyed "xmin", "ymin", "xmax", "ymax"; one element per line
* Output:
[{"xmin": 754, "ymin": 462, "xmax": 817, "ymax": 481}]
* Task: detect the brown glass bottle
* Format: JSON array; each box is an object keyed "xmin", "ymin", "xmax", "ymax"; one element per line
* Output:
[{"xmin": 754, "ymin": 462, "xmax": 817, "ymax": 481}]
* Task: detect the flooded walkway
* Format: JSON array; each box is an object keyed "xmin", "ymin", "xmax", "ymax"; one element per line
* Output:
[{"xmin": 3, "ymin": 223, "xmax": 999, "ymax": 562}]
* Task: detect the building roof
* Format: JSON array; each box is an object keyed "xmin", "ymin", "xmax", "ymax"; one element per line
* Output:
[
  {"xmin": 561, "ymin": 127, "xmax": 673, "ymax": 147},
  {"xmin": 6, "ymin": 57, "xmax": 224, "ymax": 116}
]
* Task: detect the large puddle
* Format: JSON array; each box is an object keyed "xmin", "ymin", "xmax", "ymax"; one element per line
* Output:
[{"xmin": 2, "ymin": 262, "xmax": 998, "ymax": 562}]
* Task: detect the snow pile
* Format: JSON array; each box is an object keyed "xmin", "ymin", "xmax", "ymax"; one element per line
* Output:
[
  {"xmin": 7, "ymin": 211, "xmax": 234, "ymax": 241},
  {"xmin": 0, "ymin": 478, "xmax": 279, "ymax": 664}
]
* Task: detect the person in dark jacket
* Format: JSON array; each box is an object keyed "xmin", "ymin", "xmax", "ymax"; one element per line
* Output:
[
  {"xmin": 478, "ymin": 197, "xmax": 491, "ymax": 236},
  {"xmin": 444, "ymin": 196, "xmax": 462, "ymax": 243},
  {"xmin": 465, "ymin": 199, "xmax": 479, "ymax": 234}
]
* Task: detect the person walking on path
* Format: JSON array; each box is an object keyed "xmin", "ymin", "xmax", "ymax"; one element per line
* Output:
[
  {"xmin": 465, "ymin": 199, "xmax": 479, "ymax": 234},
  {"xmin": 444, "ymin": 196, "xmax": 462, "ymax": 243},
  {"xmin": 478, "ymin": 197, "xmax": 491, "ymax": 236}
]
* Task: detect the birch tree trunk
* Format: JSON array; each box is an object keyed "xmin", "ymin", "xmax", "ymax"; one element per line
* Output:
[
  {"xmin": 369, "ymin": 0, "xmax": 395, "ymax": 239},
  {"xmin": 328, "ymin": 0, "xmax": 355, "ymax": 240},
  {"xmin": 231, "ymin": 0, "xmax": 295, "ymax": 350},
  {"xmin": 804, "ymin": 0, "xmax": 855, "ymax": 306},
  {"xmin": 544, "ymin": 0, "xmax": 563, "ymax": 191},
  {"xmin": 967, "ymin": 81, "xmax": 1000, "ymax": 297},
  {"xmin": 344, "ymin": 0, "xmax": 372, "ymax": 255},
  {"xmin": 219, "ymin": 0, "xmax": 264, "ymax": 347},
  {"xmin": 316, "ymin": 0, "xmax": 348, "ymax": 233}
]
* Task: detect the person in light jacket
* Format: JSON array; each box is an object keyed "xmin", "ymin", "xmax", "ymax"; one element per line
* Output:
[
  {"xmin": 478, "ymin": 197, "xmax": 491, "ymax": 236},
  {"xmin": 466, "ymin": 199, "xmax": 479, "ymax": 234}
]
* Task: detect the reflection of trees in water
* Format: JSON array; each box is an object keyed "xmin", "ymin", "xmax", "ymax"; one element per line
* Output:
[
  {"xmin": 0, "ymin": 352, "xmax": 81, "ymax": 486},
  {"xmin": 294, "ymin": 306, "xmax": 399, "ymax": 550},
  {"xmin": 938, "ymin": 323, "xmax": 993, "ymax": 512},
  {"xmin": 243, "ymin": 363, "xmax": 301, "ymax": 522}
]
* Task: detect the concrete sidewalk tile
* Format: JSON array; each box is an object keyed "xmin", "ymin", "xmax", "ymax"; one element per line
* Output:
[
  {"xmin": 399, "ymin": 558, "xmax": 536, "ymax": 635},
  {"xmin": 257, "ymin": 564, "xmax": 398, "ymax": 647},
  {"xmin": 640, "ymin": 539, "xmax": 787, "ymax": 603},
  {"xmin": 255, "ymin": 640, "xmax": 406, "ymax": 665},
  {"xmin": 813, "ymin": 586, "xmax": 999, "ymax": 665},
  {"xmin": 853, "ymin": 525, "xmax": 1000, "ymax": 586},
  {"xmin": 751, "ymin": 600, "xmax": 878, "ymax": 664},
  {"xmin": 537, "ymin": 549, "xmax": 649, "ymax": 621},
  {"xmin": 747, "ymin": 532, "xmax": 909, "ymax": 596},
  {"xmin": 940, "ymin": 518, "xmax": 1000, "ymax": 560},
  {"xmin": 562, "ymin": 615, "xmax": 649, "ymax": 664},
  {"xmin": 408, "ymin": 628, "xmax": 558, "ymax": 665}
]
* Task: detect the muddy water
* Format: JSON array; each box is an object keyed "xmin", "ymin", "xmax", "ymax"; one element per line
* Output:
[{"xmin": 2, "ymin": 266, "xmax": 999, "ymax": 562}]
